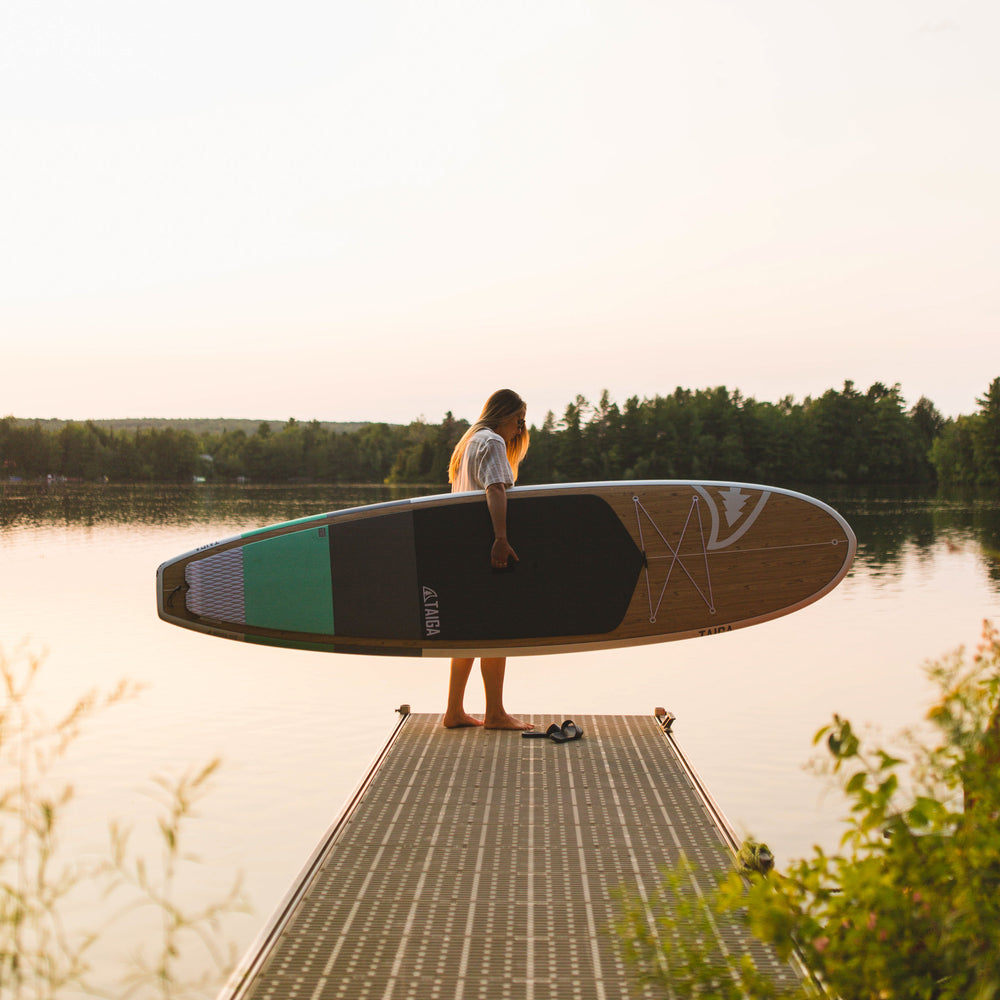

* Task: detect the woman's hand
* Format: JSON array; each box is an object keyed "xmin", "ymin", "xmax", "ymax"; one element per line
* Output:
[{"xmin": 490, "ymin": 535, "xmax": 519, "ymax": 570}]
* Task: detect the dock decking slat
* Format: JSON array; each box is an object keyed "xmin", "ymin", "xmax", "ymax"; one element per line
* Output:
[{"xmin": 226, "ymin": 713, "xmax": 802, "ymax": 999}]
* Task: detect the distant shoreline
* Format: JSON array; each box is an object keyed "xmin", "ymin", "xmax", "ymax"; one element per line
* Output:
[{"xmin": 6, "ymin": 417, "xmax": 385, "ymax": 436}]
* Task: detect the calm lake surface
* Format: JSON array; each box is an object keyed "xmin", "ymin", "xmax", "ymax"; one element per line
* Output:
[{"xmin": 2, "ymin": 482, "xmax": 1000, "ymax": 992}]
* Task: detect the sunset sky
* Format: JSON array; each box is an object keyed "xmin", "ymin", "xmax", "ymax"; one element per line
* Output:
[{"xmin": 3, "ymin": 0, "xmax": 997, "ymax": 426}]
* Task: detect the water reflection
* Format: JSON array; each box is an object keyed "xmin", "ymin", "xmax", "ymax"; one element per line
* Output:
[
  {"xmin": 0, "ymin": 483, "xmax": 442, "ymax": 533},
  {"xmin": 800, "ymin": 485, "xmax": 1000, "ymax": 586},
  {"xmin": 4, "ymin": 482, "xmax": 999, "ymax": 588}
]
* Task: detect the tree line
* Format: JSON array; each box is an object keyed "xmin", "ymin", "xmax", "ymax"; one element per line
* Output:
[{"xmin": 3, "ymin": 377, "xmax": 998, "ymax": 486}]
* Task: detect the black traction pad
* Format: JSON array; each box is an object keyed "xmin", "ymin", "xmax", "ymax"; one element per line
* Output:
[{"xmin": 330, "ymin": 494, "xmax": 644, "ymax": 642}]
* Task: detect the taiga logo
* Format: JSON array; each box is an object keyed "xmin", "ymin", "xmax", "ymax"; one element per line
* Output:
[{"xmin": 422, "ymin": 586, "xmax": 441, "ymax": 637}]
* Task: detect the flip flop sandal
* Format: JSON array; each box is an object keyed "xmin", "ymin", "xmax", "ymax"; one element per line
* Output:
[
  {"xmin": 561, "ymin": 720, "xmax": 583, "ymax": 741},
  {"xmin": 522, "ymin": 723, "xmax": 563, "ymax": 740}
]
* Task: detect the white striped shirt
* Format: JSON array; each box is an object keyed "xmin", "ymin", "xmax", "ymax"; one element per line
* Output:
[{"xmin": 452, "ymin": 429, "xmax": 513, "ymax": 494}]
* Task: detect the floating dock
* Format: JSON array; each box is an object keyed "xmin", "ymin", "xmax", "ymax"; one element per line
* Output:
[{"xmin": 223, "ymin": 711, "xmax": 804, "ymax": 999}]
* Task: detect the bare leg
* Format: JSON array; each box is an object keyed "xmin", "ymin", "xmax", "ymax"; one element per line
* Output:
[
  {"xmin": 443, "ymin": 657, "xmax": 483, "ymax": 728},
  {"xmin": 481, "ymin": 657, "xmax": 533, "ymax": 730}
]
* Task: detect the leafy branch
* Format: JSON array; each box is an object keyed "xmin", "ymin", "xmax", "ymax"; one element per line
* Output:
[{"xmin": 616, "ymin": 621, "xmax": 1000, "ymax": 999}]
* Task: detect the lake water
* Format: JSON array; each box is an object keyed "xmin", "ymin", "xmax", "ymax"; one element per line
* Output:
[{"xmin": 2, "ymin": 482, "xmax": 999, "ymax": 994}]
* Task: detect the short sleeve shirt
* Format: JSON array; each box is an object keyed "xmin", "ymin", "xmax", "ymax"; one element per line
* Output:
[{"xmin": 452, "ymin": 429, "xmax": 513, "ymax": 494}]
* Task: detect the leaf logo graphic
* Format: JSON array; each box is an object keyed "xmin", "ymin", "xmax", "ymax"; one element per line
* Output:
[{"xmin": 694, "ymin": 486, "xmax": 771, "ymax": 550}]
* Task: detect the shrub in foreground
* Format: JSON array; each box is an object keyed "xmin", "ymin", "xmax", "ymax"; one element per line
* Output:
[{"xmin": 618, "ymin": 622, "xmax": 1000, "ymax": 999}]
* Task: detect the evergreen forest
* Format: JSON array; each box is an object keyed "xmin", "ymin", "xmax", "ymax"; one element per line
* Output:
[{"xmin": 3, "ymin": 378, "xmax": 999, "ymax": 487}]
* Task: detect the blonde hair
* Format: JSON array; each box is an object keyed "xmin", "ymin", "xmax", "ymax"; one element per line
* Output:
[{"xmin": 448, "ymin": 389, "xmax": 530, "ymax": 486}]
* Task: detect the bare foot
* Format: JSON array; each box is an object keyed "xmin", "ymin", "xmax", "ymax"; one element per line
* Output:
[
  {"xmin": 483, "ymin": 713, "xmax": 534, "ymax": 731},
  {"xmin": 443, "ymin": 711, "xmax": 484, "ymax": 729}
]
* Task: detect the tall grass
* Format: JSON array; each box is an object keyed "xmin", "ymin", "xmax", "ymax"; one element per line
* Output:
[{"xmin": 1, "ymin": 644, "xmax": 248, "ymax": 998}]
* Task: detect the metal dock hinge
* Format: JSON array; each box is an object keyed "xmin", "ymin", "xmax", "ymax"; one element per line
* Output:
[{"xmin": 654, "ymin": 707, "xmax": 676, "ymax": 732}]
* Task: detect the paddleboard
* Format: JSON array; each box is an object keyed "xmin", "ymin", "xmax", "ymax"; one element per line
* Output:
[{"xmin": 156, "ymin": 481, "xmax": 856, "ymax": 657}]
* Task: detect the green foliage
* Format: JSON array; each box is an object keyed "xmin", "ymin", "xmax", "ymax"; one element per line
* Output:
[
  {"xmin": 616, "ymin": 622, "xmax": 1000, "ymax": 999},
  {"xmin": 385, "ymin": 412, "xmax": 469, "ymax": 485},
  {"xmin": 518, "ymin": 380, "xmax": 944, "ymax": 486},
  {"xmin": 930, "ymin": 417, "xmax": 978, "ymax": 484},
  {"xmin": 971, "ymin": 377, "xmax": 1000, "ymax": 484},
  {"xmin": 3, "ymin": 376, "xmax": 998, "ymax": 484},
  {"xmin": 0, "ymin": 645, "xmax": 246, "ymax": 998},
  {"xmin": 618, "ymin": 853, "xmax": 797, "ymax": 999},
  {"xmin": 930, "ymin": 377, "xmax": 1000, "ymax": 485}
]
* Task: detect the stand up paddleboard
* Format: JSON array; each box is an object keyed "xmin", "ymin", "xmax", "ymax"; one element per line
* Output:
[{"xmin": 156, "ymin": 481, "xmax": 856, "ymax": 657}]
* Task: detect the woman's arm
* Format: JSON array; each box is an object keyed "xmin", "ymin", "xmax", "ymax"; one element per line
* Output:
[{"xmin": 485, "ymin": 483, "xmax": 518, "ymax": 568}]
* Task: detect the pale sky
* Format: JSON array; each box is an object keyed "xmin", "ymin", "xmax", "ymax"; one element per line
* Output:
[{"xmin": 2, "ymin": 0, "xmax": 997, "ymax": 425}]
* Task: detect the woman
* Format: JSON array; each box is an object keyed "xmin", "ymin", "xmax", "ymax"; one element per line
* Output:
[{"xmin": 443, "ymin": 389, "xmax": 534, "ymax": 731}]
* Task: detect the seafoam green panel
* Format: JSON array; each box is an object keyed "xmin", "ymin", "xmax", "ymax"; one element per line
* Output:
[{"xmin": 242, "ymin": 528, "xmax": 334, "ymax": 633}]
